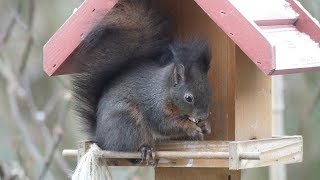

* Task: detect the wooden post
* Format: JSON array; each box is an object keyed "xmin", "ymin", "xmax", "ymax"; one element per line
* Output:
[{"xmin": 154, "ymin": 0, "xmax": 271, "ymax": 179}]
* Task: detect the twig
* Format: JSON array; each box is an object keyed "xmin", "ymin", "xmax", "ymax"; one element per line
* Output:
[
  {"xmin": 0, "ymin": 0, "xmax": 22, "ymax": 46},
  {"xmin": 43, "ymin": 90, "xmax": 65, "ymax": 116},
  {"xmin": 299, "ymin": 85, "xmax": 320, "ymax": 133},
  {"xmin": 53, "ymin": 91, "xmax": 72, "ymax": 174},
  {"xmin": 27, "ymin": 0, "xmax": 35, "ymax": 27},
  {"xmin": 19, "ymin": 0, "xmax": 35, "ymax": 74},
  {"xmin": 0, "ymin": 59, "xmax": 42, "ymax": 161},
  {"xmin": 21, "ymin": 85, "xmax": 72, "ymax": 175},
  {"xmin": 38, "ymin": 128, "xmax": 63, "ymax": 180},
  {"xmin": 8, "ymin": 7, "xmax": 40, "ymax": 48},
  {"xmin": 8, "ymin": 90, "xmax": 43, "ymax": 161},
  {"xmin": 0, "ymin": 56, "xmax": 56, "ymax": 179},
  {"xmin": 19, "ymin": 76, "xmax": 71, "ymax": 174},
  {"xmin": 306, "ymin": 86, "xmax": 320, "ymax": 116},
  {"xmin": 19, "ymin": 77, "xmax": 53, "ymax": 153},
  {"xmin": 1, "ymin": 0, "xmax": 71, "ymax": 178}
]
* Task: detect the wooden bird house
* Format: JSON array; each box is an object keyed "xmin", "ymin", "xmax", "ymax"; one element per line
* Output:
[{"xmin": 44, "ymin": 0, "xmax": 320, "ymax": 179}]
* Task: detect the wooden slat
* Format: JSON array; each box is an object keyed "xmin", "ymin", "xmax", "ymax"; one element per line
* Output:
[
  {"xmin": 156, "ymin": 141, "xmax": 229, "ymax": 168},
  {"xmin": 43, "ymin": 0, "xmax": 119, "ymax": 76},
  {"xmin": 261, "ymin": 25, "xmax": 320, "ymax": 74},
  {"xmin": 234, "ymin": 47, "xmax": 272, "ymax": 141},
  {"xmin": 229, "ymin": 0, "xmax": 298, "ymax": 26},
  {"xmin": 287, "ymin": 0, "xmax": 320, "ymax": 43},
  {"xmin": 155, "ymin": 168, "xmax": 240, "ymax": 180},
  {"xmin": 229, "ymin": 136, "xmax": 302, "ymax": 170},
  {"xmin": 255, "ymin": 18, "xmax": 298, "ymax": 26}
]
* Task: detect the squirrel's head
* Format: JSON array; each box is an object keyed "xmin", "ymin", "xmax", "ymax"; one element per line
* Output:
[{"xmin": 167, "ymin": 39, "xmax": 212, "ymax": 123}]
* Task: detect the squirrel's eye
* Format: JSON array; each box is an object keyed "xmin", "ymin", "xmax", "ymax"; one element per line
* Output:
[{"xmin": 184, "ymin": 94, "xmax": 193, "ymax": 103}]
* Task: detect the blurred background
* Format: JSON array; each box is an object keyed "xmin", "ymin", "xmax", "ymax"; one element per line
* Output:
[{"xmin": 0, "ymin": 0, "xmax": 319, "ymax": 179}]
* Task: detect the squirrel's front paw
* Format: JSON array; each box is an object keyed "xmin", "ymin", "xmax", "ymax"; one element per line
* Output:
[
  {"xmin": 197, "ymin": 120, "xmax": 211, "ymax": 134},
  {"xmin": 186, "ymin": 127, "xmax": 204, "ymax": 140}
]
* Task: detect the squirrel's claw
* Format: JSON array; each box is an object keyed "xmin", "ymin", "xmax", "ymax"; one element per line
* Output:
[
  {"xmin": 139, "ymin": 145, "xmax": 156, "ymax": 166},
  {"xmin": 197, "ymin": 120, "xmax": 211, "ymax": 134}
]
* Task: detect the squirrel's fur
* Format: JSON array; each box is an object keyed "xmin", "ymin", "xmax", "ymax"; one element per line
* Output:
[{"xmin": 72, "ymin": 0, "xmax": 212, "ymax": 152}]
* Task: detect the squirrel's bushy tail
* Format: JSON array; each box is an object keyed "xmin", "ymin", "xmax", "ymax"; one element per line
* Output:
[{"xmin": 72, "ymin": 0, "xmax": 169, "ymax": 136}]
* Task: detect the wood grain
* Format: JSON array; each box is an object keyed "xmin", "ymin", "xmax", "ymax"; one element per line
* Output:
[
  {"xmin": 154, "ymin": 0, "xmax": 240, "ymax": 178},
  {"xmin": 155, "ymin": 168, "xmax": 240, "ymax": 180},
  {"xmin": 234, "ymin": 47, "xmax": 272, "ymax": 141},
  {"xmin": 229, "ymin": 136, "xmax": 302, "ymax": 170}
]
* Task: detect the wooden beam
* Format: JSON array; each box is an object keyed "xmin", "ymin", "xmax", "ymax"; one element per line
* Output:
[
  {"xmin": 229, "ymin": 136, "xmax": 302, "ymax": 170},
  {"xmin": 234, "ymin": 47, "xmax": 272, "ymax": 141},
  {"xmin": 155, "ymin": 168, "xmax": 240, "ymax": 180}
]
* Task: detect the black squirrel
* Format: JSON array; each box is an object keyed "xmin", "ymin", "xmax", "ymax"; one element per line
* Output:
[{"xmin": 72, "ymin": 0, "xmax": 212, "ymax": 162}]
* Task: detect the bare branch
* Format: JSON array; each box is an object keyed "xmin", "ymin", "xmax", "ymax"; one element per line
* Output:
[
  {"xmin": 1, "ymin": 1, "xmax": 72, "ymax": 178},
  {"xmin": 16, "ymin": 71, "xmax": 71, "ymax": 175},
  {"xmin": 27, "ymin": 0, "xmax": 35, "ymax": 27},
  {"xmin": 0, "ymin": 0, "xmax": 22, "ymax": 46},
  {"xmin": 43, "ymin": 90, "xmax": 65, "ymax": 116},
  {"xmin": 307, "ymin": 86, "xmax": 320, "ymax": 116},
  {"xmin": 38, "ymin": 91, "xmax": 72, "ymax": 179},
  {"xmin": 19, "ymin": 0, "xmax": 36, "ymax": 74},
  {"xmin": 0, "ymin": 59, "xmax": 41, "ymax": 161},
  {"xmin": 38, "ymin": 127, "xmax": 63, "ymax": 180},
  {"xmin": 0, "ymin": 160, "xmax": 30, "ymax": 180},
  {"xmin": 8, "ymin": 90, "xmax": 43, "ymax": 161},
  {"xmin": 299, "ymin": 85, "xmax": 320, "ymax": 133},
  {"xmin": 8, "ymin": 7, "xmax": 40, "ymax": 48}
]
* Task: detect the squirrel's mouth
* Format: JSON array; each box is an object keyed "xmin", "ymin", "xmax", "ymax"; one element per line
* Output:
[
  {"xmin": 185, "ymin": 115, "xmax": 199, "ymax": 124},
  {"xmin": 181, "ymin": 115, "xmax": 200, "ymax": 124},
  {"xmin": 188, "ymin": 117, "xmax": 199, "ymax": 124}
]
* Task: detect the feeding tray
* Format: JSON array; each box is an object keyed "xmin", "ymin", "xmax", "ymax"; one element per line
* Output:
[{"xmin": 63, "ymin": 136, "xmax": 302, "ymax": 170}]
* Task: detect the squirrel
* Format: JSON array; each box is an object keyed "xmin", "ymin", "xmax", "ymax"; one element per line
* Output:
[{"xmin": 72, "ymin": 0, "xmax": 212, "ymax": 163}]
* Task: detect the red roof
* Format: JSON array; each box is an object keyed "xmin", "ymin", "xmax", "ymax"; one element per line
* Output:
[{"xmin": 43, "ymin": 0, "xmax": 320, "ymax": 76}]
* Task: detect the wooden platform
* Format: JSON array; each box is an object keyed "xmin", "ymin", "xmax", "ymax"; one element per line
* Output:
[{"xmin": 63, "ymin": 136, "xmax": 303, "ymax": 170}]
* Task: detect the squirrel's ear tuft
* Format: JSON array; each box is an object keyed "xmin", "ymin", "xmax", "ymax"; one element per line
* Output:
[
  {"xmin": 196, "ymin": 40, "xmax": 211, "ymax": 73},
  {"xmin": 173, "ymin": 64, "xmax": 185, "ymax": 85},
  {"xmin": 200, "ymin": 45, "xmax": 211, "ymax": 73}
]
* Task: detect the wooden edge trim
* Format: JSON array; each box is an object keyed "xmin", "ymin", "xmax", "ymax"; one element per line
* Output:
[
  {"xmin": 194, "ymin": 0, "xmax": 274, "ymax": 75},
  {"xmin": 287, "ymin": 0, "xmax": 320, "ymax": 43}
]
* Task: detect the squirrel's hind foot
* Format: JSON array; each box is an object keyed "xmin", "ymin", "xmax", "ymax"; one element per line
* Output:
[
  {"xmin": 139, "ymin": 145, "xmax": 156, "ymax": 166},
  {"xmin": 128, "ymin": 145, "xmax": 156, "ymax": 165}
]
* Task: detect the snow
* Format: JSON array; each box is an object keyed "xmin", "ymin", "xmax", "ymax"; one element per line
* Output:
[
  {"xmin": 229, "ymin": 0, "xmax": 299, "ymax": 21},
  {"xmin": 262, "ymin": 26, "xmax": 320, "ymax": 70}
]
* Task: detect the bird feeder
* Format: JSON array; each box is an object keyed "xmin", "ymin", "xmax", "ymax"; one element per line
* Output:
[{"xmin": 43, "ymin": 0, "xmax": 320, "ymax": 179}]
